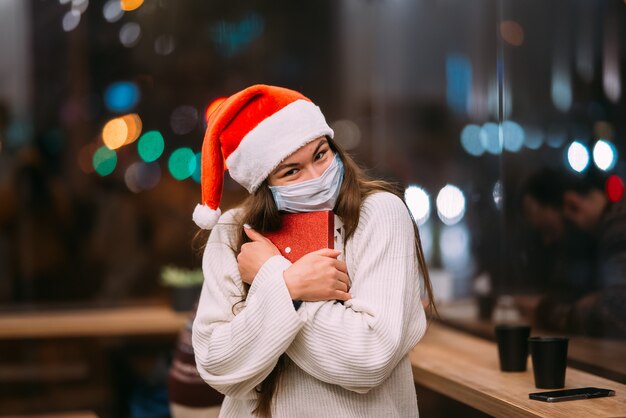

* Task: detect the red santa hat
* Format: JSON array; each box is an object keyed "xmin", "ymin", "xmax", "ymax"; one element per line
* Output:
[{"xmin": 192, "ymin": 84, "xmax": 334, "ymax": 229}]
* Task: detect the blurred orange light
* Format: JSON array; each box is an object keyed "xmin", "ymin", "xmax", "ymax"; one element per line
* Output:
[
  {"xmin": 122, "ymin": 113, "xmax": 143, "ymax": 145},
  {"xmin": 500, "ymin": 21, "xmax": 524, "ymax": 47},
  {"xmin": 102, "ymin": 117, "xmax": 128, "ymax": 150},
  {"xmin": 120, "ymin": 0, "xmax": 143, "ymax": 12},
  {"xmin": 205, "ymin": 97, "xmax": 227, "ymax": 121}
]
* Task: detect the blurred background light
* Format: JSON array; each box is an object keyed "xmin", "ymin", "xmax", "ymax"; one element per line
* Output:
[
  {"xmin": 404, "ymin": 185, "xmax": 431, "ymax": 226},
  {"xmin": 102, "ymin": 117, "xmax": 128, "ymax": 150},
  {"xmin": 481, "ymin": 122, "xmax": 501, "ymax": 155},
  {"xmin": 546, "ymin": 126, "xmax": 566, "ymax": 148},
  {"xmin": 170, "ymin": 105, "xmax": 199, "ymax": 135},
  {"xmin": 121, "ymin": 113, "xmax": 142, "ymax": 146},
  {"xmin": 493, "ymin": 181, "xmax": 503, "ymax": 210},
  {"xmin": 440, "ymin": 224, "xmax": 471, "ymax": 271},
  {"xmin": 606, "ymin": 175, "xmax": 625, "ymax": 202},
  {"xmin": 502, "ymin": 120, "xmax": 524, "ymax": 152},
  {"xmin": 446, "ymin": 53, "xmax": 472, "ymax": 115},
  {"xmin": 103, "ymin": 0, "xmax": 123, "ymax": 22},
  {"xmin": 592, "ymin": 139, "xmax": 617, "ymax": 171},
  {"xmin": 523, "ymin": 125, "xmax": 544, "ymax": 150},
  {"xmin": 205, "ymin": 97, "xmax": 227, "ymax": 121},
  {"xmin": 566, "ymin": 141, "xmax": 590, "ymax": 173},
  {"xmin": 330, "ymin": 119, "xmax": 361, "ymax": 151},
  {"xmin": 500, "ymin": 20, "xmax": 524, "ymax": 47},
  {"xmin": 551, "ymin": 69, "xmax": 573, "ymax": 113},
  {"xmin": 93, "ymin": 146, "xmax": 117, "ymax": 176},
  {"xmin": 436, "ymin": 184, "xmax": 466, "ymax": 225},
  {"xmin": 120, "ymin": 0, "xmax": 144, "ymax": 12},
  {"xmin": 192, "ymin": 152, "xmax": 202, "ymax": 183},
  {"xmin": 168, "ymin": 147, "xmax": 196, "ymax": 180},
  {"xmin": 603, "ymin": 15, "xmax": 621, "ymax": 103},
  {"xmin": 104, "ymin": 81, "xmax": 140, "ymax": 113},
  {"xmin": 155, "ymin": 35, "xmax": 176, "ymax": 56},
  {"xmin": 460, "ymin": 124, "xmax": 485, "ymax": 156},
  {"xmin": 62, "ymin": 10, "xmax": 81, "ymax": 32},
  {"xmin": 71, "ymin": 0, "xmax": 89, "ymax": 14},
  {"xmin": 120, "ymin": 22, "xmax": 141, "ymax": 48},
  {"xmin": 593, "ymin": 120, "xmax": 614, "ymax": 140},
  {"xmin": 124, "ymin": 161, "xmax": 161, "ymax": 193},
  {"xmin": 137, "ymin": 131, "xmax": 165, "ymax": 163},
  {"xmin": 210, "ymin": 12, "xmax": 265, "ymax": 58}
]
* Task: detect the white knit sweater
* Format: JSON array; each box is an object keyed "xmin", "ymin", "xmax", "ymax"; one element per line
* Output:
[{"xmin": 192, "ymin": 191, "xmax": 427, "ymax": 417}]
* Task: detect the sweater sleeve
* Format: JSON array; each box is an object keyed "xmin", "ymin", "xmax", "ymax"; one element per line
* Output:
[
  {"xmin": 285, "ymin": 192, "xmax": 427, "ymax": 393},
  {"xmin": 192, "ymin": 212, "xmax": 307, "ymax": 399}
]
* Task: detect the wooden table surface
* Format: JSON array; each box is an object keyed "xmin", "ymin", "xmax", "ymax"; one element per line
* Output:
[
  {"xmin": 0, "ymin": 305, "xmax": 189, "ymax": 340},
  {"xmin": 436, "ymin": 298, "xmax": 626, "ymax": 384},
  {"xmin": 411, "ymin": 323, "xmax": 626, "ymax": 418}
]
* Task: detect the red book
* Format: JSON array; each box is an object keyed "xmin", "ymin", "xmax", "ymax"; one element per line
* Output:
[{"xmin": 264, "ymin": 211, "xmax": 344, "ymax": 263}]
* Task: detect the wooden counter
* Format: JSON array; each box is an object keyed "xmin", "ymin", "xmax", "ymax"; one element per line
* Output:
[
  {"xmin": 436, "ymin": 298, "xmax": 626, "ymax": 384},
  {"xmin": 0, "ymin": 306, "xmax": 188, "ymax": 340},
  {"xmin": 411, "ymin": 323, "xmax": 626, "ymax": 418}
]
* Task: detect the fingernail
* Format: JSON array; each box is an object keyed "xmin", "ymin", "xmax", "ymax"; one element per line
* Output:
[{"xmin": 243, "ymin": 223, "xmax": 251, "ymax": 229}]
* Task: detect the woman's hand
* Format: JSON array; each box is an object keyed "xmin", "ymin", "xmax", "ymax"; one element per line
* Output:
[
  {"xmin": 283, "ymin": 249, "xmax": 351, "ymax": 302},
  {"xmin": 237, "ymin": 225, "xmax": 281, "ymax": 285}
]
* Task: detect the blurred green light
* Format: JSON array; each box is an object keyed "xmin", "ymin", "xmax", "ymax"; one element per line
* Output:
[
  {"xmin": 192, "ymin": 152, "xmax": 201, "ymax": 183},
  {"xmin": 138, "ymin": 130, "xmax": 165, "ymax": 162},
  {"xmin": 93, "ymin": 146, "xmax": 117, "ymax": 176},
  {"xmin": 168, "ymin": 147, "xmax": 196, "ymax": 180}
]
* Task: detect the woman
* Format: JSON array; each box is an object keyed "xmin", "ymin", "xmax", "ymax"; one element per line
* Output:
[{"xmin": 191, "ymin": 84, "xmax": 435, "ymax": 417}]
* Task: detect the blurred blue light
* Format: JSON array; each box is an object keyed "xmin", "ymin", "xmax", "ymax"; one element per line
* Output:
[
  {"xmin": 502, "ymin": 120, "xmax": 524, "ymax": 152},
  {"xmin": 524, "ymin": 126, "xmax": 544, "ymax": 150},
  {"xmin": 446, "ymin": 54, "xmax": 472, "ymax": 115},
  {"xmin": 481, "ymin": 122, "xmax": 501, "ymax": 155},
  {"xmin": 460, "ymin": 124, "xmax": 485, "ymax": 156},
  {"xmin": 104, "ymin": 81, "xmax": 140, "ymax": 113},
  {"xmin": 211, "ymin": 12, "xmax": 265, "ymax": 58}
]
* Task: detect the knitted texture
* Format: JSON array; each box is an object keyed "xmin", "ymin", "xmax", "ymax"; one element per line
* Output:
[{"xmin": 192, "ymin": 191, "xmax": 427, "ymax": 417}]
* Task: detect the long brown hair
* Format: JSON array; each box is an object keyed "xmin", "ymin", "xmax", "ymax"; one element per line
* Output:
[{"xmin": 195, "ymin": 137, "xmax": 437, "ymax": 417}]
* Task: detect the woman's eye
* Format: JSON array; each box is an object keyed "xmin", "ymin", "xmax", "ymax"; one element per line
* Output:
[
  {"xmin": 315, "ymin": 150, "xmax": 327, "ymax": 160},
  {"xmin": 283, "ymin": 169, "xmax": 298, "ymax": 177}
]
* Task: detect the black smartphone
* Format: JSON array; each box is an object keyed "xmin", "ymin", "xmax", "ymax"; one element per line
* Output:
[{"xmin": 529, "ymin": 387, "xmax": 615, "ymax": 402}]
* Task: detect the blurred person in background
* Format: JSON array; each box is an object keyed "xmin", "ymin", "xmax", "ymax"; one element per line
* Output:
[
  {"xmin": 521, "ymin": 168, "xmax": 626, "ymax": 338},
  {"xmin": 189, "ymin": 85, "xmax": 436, "ymax": 418}
]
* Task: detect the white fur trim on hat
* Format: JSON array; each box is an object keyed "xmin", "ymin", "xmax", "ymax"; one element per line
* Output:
[
  {"xmin": 226, "ymin": 99, "xmax": 334, "ymax": 193},
  {"xmin": 192, "ymin": 204, "xmax": 222, "ymax": 230}
]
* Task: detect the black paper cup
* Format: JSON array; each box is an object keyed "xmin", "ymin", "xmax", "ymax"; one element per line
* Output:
[
  {"xmin": 528, "ymin": 336, "xmax": 569, "ymax": 389},
  {"xmin": 495, "ymin": 324, "xmax": 531, "ymax": 372}
]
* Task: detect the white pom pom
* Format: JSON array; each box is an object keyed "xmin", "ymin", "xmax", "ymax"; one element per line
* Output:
[{"xmin": 192, "ymin": 204, "xmax": 222, "ymax": 230}]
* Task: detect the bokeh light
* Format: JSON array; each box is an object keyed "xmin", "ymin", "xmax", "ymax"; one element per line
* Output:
[
  {"xmin": 120, "ymin": 22, "xmax": 141, "ymax": 47},
  {"xmin": 120, "ymin": 0, "xmax": 144, "ymax": 11},
  {"xmin": 481, "ymin": 122, "xmax": 501, "ymax": 155},
  {"xmin": 404, "ymin": 185, "xmax": 431, "ymax": 226},
  {"xmin": 440, "ymin": 224, "xmax": 471, "ymax": 271},
  {"xmin": 137, "ymin": 131, "xmax": 165, "ymax": 162},
  {"xmin": 593, "ymin": 139, "xmax": 617, "ymax": 171},
  {"xmin": 606, "ymin": 175, "xmax": 625, "ymax": 202},
  {"xmin": 205, "ymin": 97, "xmax": 227, "ymax": 121},
  {"xmin": 103, "ymin": 0, "xmax": 123, "ymax": 22},
  {"xmin": 524, "ymin": 126, "xmax": 544, "ymax": 150},
  {"xmin": 168, "ymin": 147, "xmax": 196, "ymax": 180},
  {"xmin": 62, "ymin": 10, "xmax": 81, "ymax": 32},
  {"xmin": 102, "ymin": 117, "xmax": 128, "ymax": 150},
  {"xmin": 93, "ymin": 146, "xmax": 117, "ymax": 176},
  {"xmin": 502, "ymin": 120, "xmax": 524, "ymax": 152},
  {"xmin": 436, "ymin": 184, "xmax": 466, "ymax": 225},
  {"xmin": 170, "ymin": 106, "xmax": 199, "ymax": 135},
  {"xmin": 192, "ymin": 152, "xmax": 202, "ymax": 183},
  {"xmin": 493, "ymin": 181, "xmax": 503, "ymax": 209},
  {"xmin": 500, "ymin": 21, "xmax": 524, "ymax": 46},
  {"xmin": 155, "ymin": 35, "xmax": 176, "ymax": 55},
  {"xmin": 71, "ymin": 0, "xmax": 89, "ymax": 14},
  {"xmin": 104, "ymin": 81, "xmax": 140, "ymax": 113},
  {"xmin": 330, "ymin": 119, "xmax": 361, "ymax": 151},
  {"xmin": 566, "ymin": 141, "xmax": 590, "ymax": 173},
  {"xmin": 460, "ymin": 124, "xmax": 485, "ymax": 156},
  {"xmin": 125, "ymin": 161, "xmax": 161, "ymax": 193},
  {"xmin": 121, "ymin": 113, "xmax": 142, "ymax": 145}
]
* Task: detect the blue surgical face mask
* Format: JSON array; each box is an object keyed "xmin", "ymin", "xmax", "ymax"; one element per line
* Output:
[{"xmin": 269, "ymin": 153, "xmax": 344, "ymax": 213}]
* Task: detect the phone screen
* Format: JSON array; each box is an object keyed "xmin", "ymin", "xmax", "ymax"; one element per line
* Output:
[{"xmin": 529, "ymin": 387, "xmax": 615, "ymax": 402}]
